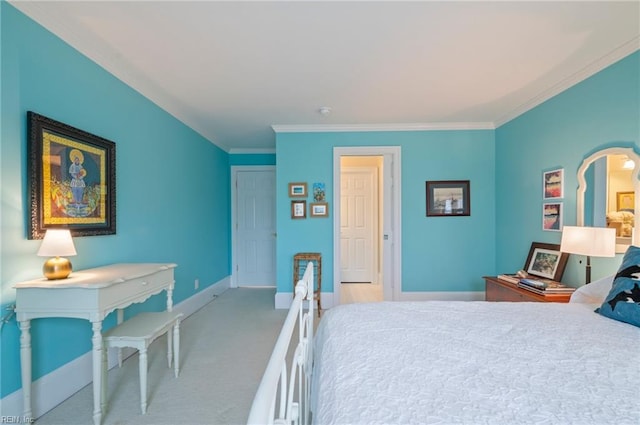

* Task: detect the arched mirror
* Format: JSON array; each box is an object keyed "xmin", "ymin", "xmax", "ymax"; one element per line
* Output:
[{"xmin": 577, "ymin": 147, "xmax": 640, "ymax": 253}]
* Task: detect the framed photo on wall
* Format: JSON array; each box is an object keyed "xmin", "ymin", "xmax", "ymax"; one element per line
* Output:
[
  {"xmin": 27, "ymin": 111, "xmax": 116, "ymax": 239},
  {"xmin": 542, "ymin": 202, "xmax": 562, "ymax": 231},
  {"xmin": 524, "ymin": 242, "xmax": 569, "ymax": 281},
  {"xmin": 288, "ymin": 182, "xmax": 307, "ymax": 198},
  {"xmin": 426, "ymin": 180, "xmax": 470, "ymax": 216},
  {"xmin": 310, "ymin": 202, "xmax": 329, "ymax": 217},
  {"xmin": 291, "ymin": 200, "xmax": 306, "ymax": 219},
  {"xmin": 543, "ymin": 168, "xmax": 563, "ymax": 200},
  {"xmin": 616, "ymin": 191, "xmax": 634, "ymax": 211}
]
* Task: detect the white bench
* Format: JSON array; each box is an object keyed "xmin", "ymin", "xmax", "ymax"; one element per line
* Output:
[{"xmin": 102, "ymin": 311, "xmax": 183, "ymax": 414}]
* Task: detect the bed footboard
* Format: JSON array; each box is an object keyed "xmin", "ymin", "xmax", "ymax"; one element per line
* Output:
[{"xmin": 247, "ymin": 263, "xmax": 314, "ymax": 425}]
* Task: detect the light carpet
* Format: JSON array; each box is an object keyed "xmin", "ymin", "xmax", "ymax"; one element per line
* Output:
[{"xmin": 36, "ymin": 288, "xmax": 287, "ymax": 425}]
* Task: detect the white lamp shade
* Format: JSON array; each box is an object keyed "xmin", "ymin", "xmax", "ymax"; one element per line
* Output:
[
  {"xmin": 37, "ymin": 229, "xmax": 77, "ymax": 257},
  {"xmin": 560, "ymin": 226, "xmax": 616, "ymax": 257}
]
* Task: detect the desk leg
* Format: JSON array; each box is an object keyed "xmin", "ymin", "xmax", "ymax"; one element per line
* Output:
[
  {"xmin": 166, "ymin": 285, "xmax": 174, "ymax": 312},
  {"xmin": 19, "ymin": 320, "xmax": 33, "ymax": 421},
  {"xmin": 116, "ymin": 309, "xmax": 124, "ymax": 367},
  {"xmin": 91, "ymin": 320, "xmax": 103, "ymax": 425}
]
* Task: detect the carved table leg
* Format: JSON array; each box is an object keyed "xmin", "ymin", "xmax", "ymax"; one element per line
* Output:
[
  {"xmin": 19, "ymin": 320, "xmax": 33, "ymax": 421},
  {"xmin": 91, "ymin": 320, "xmax": 103, "ymax": 425}
]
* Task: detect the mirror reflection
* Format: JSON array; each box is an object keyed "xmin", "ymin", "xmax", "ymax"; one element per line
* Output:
[{"xmin": 577, "ymin": 147, "xmax": 640, "ymax": 253}]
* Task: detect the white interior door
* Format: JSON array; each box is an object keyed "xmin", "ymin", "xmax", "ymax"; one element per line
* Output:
[
  {"xmin": 333, "ymin": 146, "xmax": 402, "ymax": 306},
  {"xmin": 235, "ymin": 168, "xmax": 276, "ymax": 286},
  {"xmin": 340, "ymin": 167, "xmax": 376, "ymax": 283}
]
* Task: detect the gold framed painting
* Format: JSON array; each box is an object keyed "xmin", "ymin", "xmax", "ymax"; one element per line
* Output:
[{"xmin": 616, "ymin": 191, "xmax": 634, "ymax": 211}]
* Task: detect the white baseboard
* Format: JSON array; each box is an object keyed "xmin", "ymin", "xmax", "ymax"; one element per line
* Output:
[
  {"xmin": 397, "ymin": 291, "xmax": 485, "ymax": 301},
  {"xmin": 274, "ymin": 291, "xmax": 335, "ymax": 310},
  {"xmin": 274, "ymin": 290, "xmax": 484, "ymax": 310},
  {"xmin": 0, "ymin": 275, "xmax": 230, "ymax": 419}
]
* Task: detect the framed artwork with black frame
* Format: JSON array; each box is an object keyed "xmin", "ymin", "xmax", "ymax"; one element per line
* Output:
[
  {"xmin": 524, "ymin": 242, "xmax": 569, "ymax": 281},
  {"xmin": 27, "ymin": 111, "xmax": 116, "ymax": 239},
  {"xmin": 426, "ymin": 180, "xmax": 470, "ymax": 216},
  {"xmin": 291, "ymin": 200, "xmax": 306, "ymax": 219}
]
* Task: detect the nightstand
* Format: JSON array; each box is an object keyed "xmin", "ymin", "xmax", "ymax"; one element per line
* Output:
[{"xmin": 483, "ymin": 276, "xmax": 572, "ymax": 303}]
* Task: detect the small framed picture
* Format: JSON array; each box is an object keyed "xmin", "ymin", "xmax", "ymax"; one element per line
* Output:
[
  {"xmin": 543, "ymin": 168, "xmax": 563, "ymax": 200},
  {"xmin": 426, "ymin": 180, "xmax": 470, "ymax": 217},
  {"xmin": 291, "ymin": 200, "xmax": 306, "ymax": 219},
  {"xmin": 313, "ymin": 182, "xmax": 326, "ymax": 201},
  {"xmin": 542, "ymin": 202, "xmax": 562, "ymax": 231},
  {"xmin": 524, "ymin": 242, "xmax": 569, "ymax": 281},
  {"xmin": 288, "ymin": 182, "xmax": 307, "ymax": 198},
  {"xmin": 617, "ymin": 191, "xmax": 634, "ymax": 211},
  {"xmin": 310, "ymin": 202, "xmax": 329, "ymax": 217}
]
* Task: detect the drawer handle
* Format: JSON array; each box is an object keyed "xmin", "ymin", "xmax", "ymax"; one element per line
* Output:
[{"xmin": 141, "ymin": 281, "xmax": 148, "ymax": 286}]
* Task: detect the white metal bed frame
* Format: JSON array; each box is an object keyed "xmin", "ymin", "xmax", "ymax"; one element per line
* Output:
[{"xmin": 247, "ymin": 262, "xmax": 314, "ymax": 425}]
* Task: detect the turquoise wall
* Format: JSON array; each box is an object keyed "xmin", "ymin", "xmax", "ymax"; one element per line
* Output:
[
  {"xmin": 1, "ymin": 4, "xmax": 231, "ymax": 397},
  {"xmin": 2, "ymin": 0, "xmax": 639, "ymax": 408},
  {"xmin": 276, "ymin": 130, "xmax": 496, "ymax": 294},
  {"xmin": 495, "ymin": 52, "xmax": 640, "ymax": 285},
  {"xmin": 229, "ymin": 153, "xmax": 276, "ymax": 166}
]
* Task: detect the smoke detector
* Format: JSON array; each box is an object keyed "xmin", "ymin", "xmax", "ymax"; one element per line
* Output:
[{"xmin": 318, "ymin": 106, "xmax": 332, "ymax": 116}]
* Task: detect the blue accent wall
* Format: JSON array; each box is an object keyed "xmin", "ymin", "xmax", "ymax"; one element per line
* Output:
[
  {"xmin": 495, "ymin": 52, "xmax": 640, "ymax": 284},
  {"xmin": 229, "ymin": 153, "xmax": 276, "ymax": 166},
  {"xmin": 276, "ymin": 130, "xmax": 496, "ymax": 294},
  {"xmin": 1, "ymin": 3, "xmax": 231, "ymax": 397}
]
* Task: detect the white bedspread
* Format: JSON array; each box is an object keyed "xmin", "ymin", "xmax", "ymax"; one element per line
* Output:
[{"xmin": 311, "ymin": 301, "xmax": 640, "ymax": 425}]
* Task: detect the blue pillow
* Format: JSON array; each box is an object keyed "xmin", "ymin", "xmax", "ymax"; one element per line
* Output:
[{"xmin": 597, "ymin": 245, "xmax": 640, "ymax": 327}]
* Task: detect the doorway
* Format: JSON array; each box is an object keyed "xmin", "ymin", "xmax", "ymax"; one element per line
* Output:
[
  {"xmin": 340, "ymin": 162, "xmax": 379, "ymax": 284},
  {"xmin": 333, "ymin": 146, "xmax": 402, "ymax": 306},
  {"xmin": 231, "ymin": 166, "xmax": 276, "ymax": 287}
]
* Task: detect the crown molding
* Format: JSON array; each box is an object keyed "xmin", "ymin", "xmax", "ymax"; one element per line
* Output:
[
  {"xmin": 228, "ymin": 148, "xmax": 276, "ymax": 154},
  {"xmin": 495, "ymin": 37, "xmax": 640, "ymax": 128},
  {"xmin": 12, "ymin": 2, "xmax": 637, "ymax": 145},
  {"xmin": 272, "ymin": 122, "xmax": 495, "ymax": 133},
  {"xmin": 9, "ymin": 1, "xmax": 229, "ymax": 153}
]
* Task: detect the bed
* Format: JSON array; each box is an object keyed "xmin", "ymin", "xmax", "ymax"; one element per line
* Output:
[{"xmin": 249, "ymin": 253, "xmax": 640, "ymax": 425}]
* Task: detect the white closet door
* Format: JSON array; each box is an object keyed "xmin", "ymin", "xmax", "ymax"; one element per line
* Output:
[{"xmin": 236, "ymin": 170, "xmax": 276, "ymax": 286}]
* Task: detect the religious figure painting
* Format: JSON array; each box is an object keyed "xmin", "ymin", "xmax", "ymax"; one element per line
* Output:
[{"xmin": 27, "ymin": 112, "xmax": 116, "ymax": 239}]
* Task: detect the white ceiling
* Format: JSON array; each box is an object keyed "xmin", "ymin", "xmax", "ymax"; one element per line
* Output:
[{"xmin": 10, "ymin": 1, "xmax": 640, "ymax": 152}]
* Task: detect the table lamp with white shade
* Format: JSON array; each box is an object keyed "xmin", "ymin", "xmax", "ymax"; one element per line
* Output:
[
  {"xmin": 37, "ymin": 229, "xmax": 77, "ymax": 279},
  {"xmin": 560, "ymin": 226, "xmax": 616, "ymax": 284}
]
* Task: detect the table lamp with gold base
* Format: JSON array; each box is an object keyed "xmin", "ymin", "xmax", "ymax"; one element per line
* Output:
[{"xmin": 37, "ymin": 229, "xmax": 77, "ymax": 279}]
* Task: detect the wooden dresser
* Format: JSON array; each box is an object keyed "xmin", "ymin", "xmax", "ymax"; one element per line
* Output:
[{"xmin": 484, "ymin": 276, "xmax": 572, "ymax": 303}]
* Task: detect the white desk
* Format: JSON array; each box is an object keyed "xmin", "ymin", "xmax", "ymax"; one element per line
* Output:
[{"xmin": 14, "ymin": 263, "xmax": 177, "ymax": 425}]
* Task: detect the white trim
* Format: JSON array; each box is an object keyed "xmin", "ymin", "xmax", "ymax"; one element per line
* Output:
[
  {"xmin": 398, "ymin": 291, "xmax": 485, "ymax": 302},
  {"xmin": 495, "ymin": 38, "xmax": 640, "ymax": 127},
  {"xmin": 230, "ymin": 166, "xmax": 277, "ymax": 288},
  {"xmin": 0, "ymin": 276, "xmax": 230, "ymax": 419},
  {"xmin": 275, "ymin": 291, "xmax": 335, "ymax": 310},
  {"xmin": 333, "ymin": 146, "xmax": 402, "ymax": 305},
  {"xmin": 576, "ymin": 146, "xmax": 640, "ymax": 252},
  {"xmin": 228, "ymin": 148, "xmax": 276, "ymax": 154},
  {"xmin": 272, "ymin": 122, "xmax": 494, "ymax": 133},
  {"xmin": 274, "ymin": 290, "xmax": 484, "ymax": 309},
  {"xmin": 7, "ymin": 1, "xmax": 229, "ymax": 153}
]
